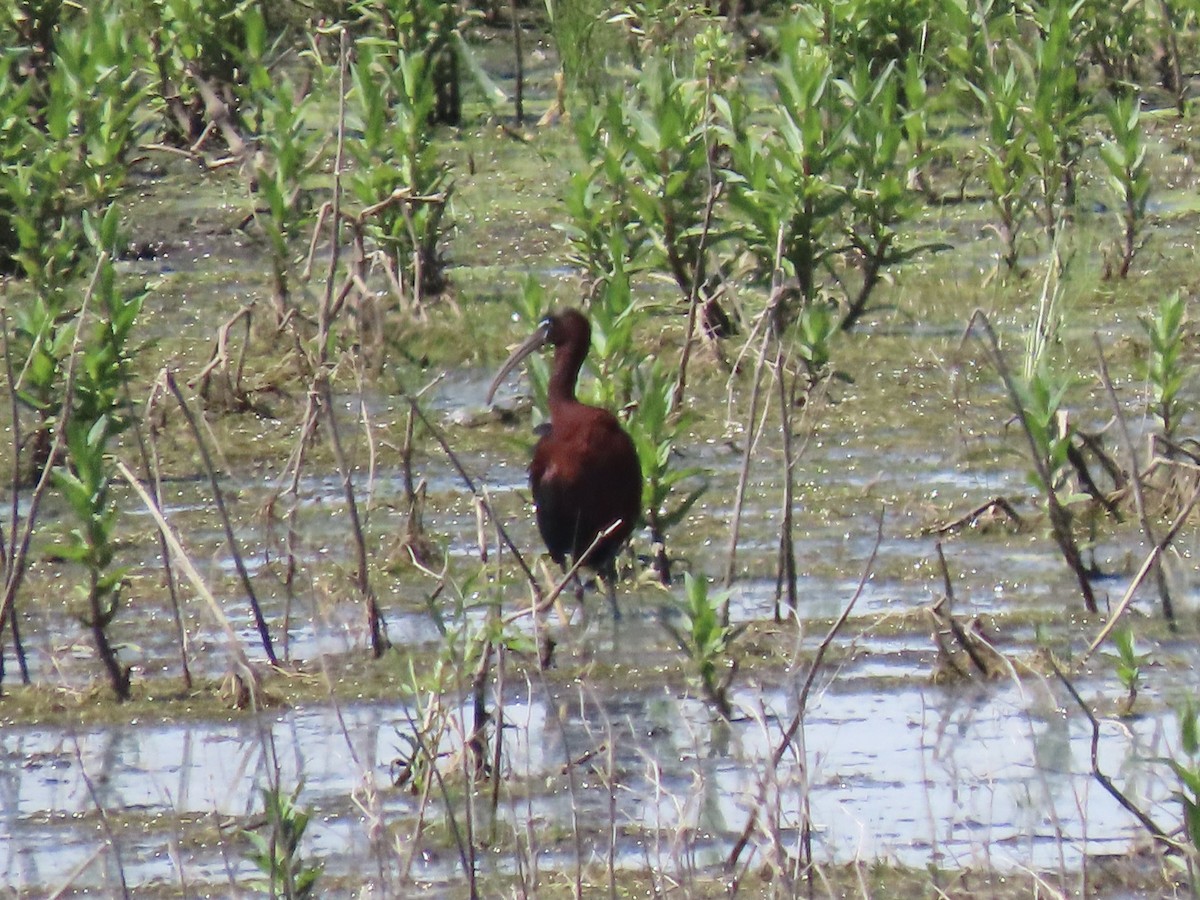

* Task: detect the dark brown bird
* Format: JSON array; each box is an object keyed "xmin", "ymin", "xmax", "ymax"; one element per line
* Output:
[{"xmin": 486, "ymin": 309, "xmax": 642, "ymax": 617}]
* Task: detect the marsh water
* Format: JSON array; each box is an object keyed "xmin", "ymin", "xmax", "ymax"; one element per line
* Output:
[{"xmin": 2, "ymin": 353, "xmax": 1196, "ymax": 896}]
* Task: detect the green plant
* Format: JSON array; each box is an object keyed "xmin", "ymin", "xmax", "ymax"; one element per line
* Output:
[
  {"xmin": 348, "ymin": 40, "xmax": 451, "ymax": 308},
  {"xmin": 0, "ymin": 0, "xmax": 145, "ymax": 285},
  {"xmin": 1019, "ymin": 0, "xmax": 1090, "ymax": 244},
  {"xmin": 994, "ymin": 339, "xmax": 1098, "ymax": 613},
  {"xmin": 609, "ymin": 0, "xmax": 712, "ymax": 69},
  {"xmin": 11, "ymin": 290, "xmax": 75, "ymax": 480},
  {"xmin": 541, "ymin": 0, "xmax": 618, "ymax": 109},
  {"xmin": 598, "ymin": 59, "xmax": 721, "ymax": 306},
  {"xmin": 1075, "ymin": 0, "xmax": 1150, "ymax": 96},
  {"xmin": 726, "ymin": 38, "xmax": 844, "ymax": 304},
  {"xmin": 239, "ymin": 6, "xmax": 323, "ymax": 321},
  {"xmin": 1013, "ymin": 363, "xmax": 1076, "ymax": 495},
  {"xmin": 504, "ymin": 278, "xmax": 553, "ymax": 418},
  {"xmin": 628, "ymin": 359, "xmax": 706, "ymax": 585},
  {"xmin": 795, "ymin": 299, "xmax": 838, "ymax": 382},
  {"xmin": 836, "ymin": 60, "xmax": 940, "ymax": 329},
  {"xmin": 971, "ymin": 60, "xmax": 1033, "ymax": 271},
  {"xmin": 1143, "ymin": 291, "xmax": 1189, "ymax": 444},
  {"xmin": 1098, "ymin": 92, "xmax": 1150, "ymax": 279},
  {"xmin": 138, "ymin": 0, "xmax": 257, "ymax": 145},
  {"xmin": 664, "ymin": 573, "xmax": 741, "ymax": 721},
  {"xmin": 799, "ymin": 0, "xmax": 941, "ymax": 82},
  {"xmin": 49, "ymin": 209, "xmax": 146, "ymax": 702},
  {"xmin": 245, "ymin": 784, "xmax": 322, "ymax": 898},
  {"xmin": 1107, "ymin": 625, "xmax": 1148, "ymax": 716},
  {"xmin": 560, "ymin": 113, "xmax": 649, "ymax": 295},
  {"xmin": 1167, "ymin": 697, "xmax": 1200, "ymax": 854}
]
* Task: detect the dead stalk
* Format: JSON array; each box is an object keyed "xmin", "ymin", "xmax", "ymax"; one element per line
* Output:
[
  {"xmin": 317, "ymin": 376, "xmax": 390, "ymax": 657},
  {"xmin": 193, "ymin": 303, "xmax": 254, "ymax": 404},
  {"xmin": 164, "ymin": 371, "xmax": 278, "ymax": 665},
  {"xmin": 1052, "ymin": 660, "xmax": 1180, "ymax": 852},
  {"xmin": 966, "ymin": 309, "xmax": 1098, "ymax": 613},
  {"xmin": 0, "ymin": 294, "xmax": 29, "ymax": 682},
  {"xmin": 726, "ymin": 508, "xmax": 883, "ymax": 874},
  {"xmin": 501, "ymin": 520, "xmax": 622, "ymax": 627},
  {"xmin": 724, "ymin": 224, "xmax": 788, "ymax": 590},
  {"xmin": 404, "ymin": 392, "xmax": 541, "ymax": 593},
  {"xmin": 673, "ymin": 179, "xmax": 722, "ymax": 412},
  {"xmin": 1093, "ymin": 333, "xmax": 1175, "ymax": 624},
  {"xmin": 723, "ymin": 316, "xmax": 773, "ymax": 589},
  {"xmin": 70, "ymin": 734, "xmax": 130, "ymax": 898},
  {"xmin": 320, "ymin": 30, "xmax": 349, "ymax": 344},
  {"xmin": 115, "ymin": 460, "xmax": 261, "ymax": 696},
  {"xmin": 1081, "ymin": 479, "xmax": 1200, "ymax": 663},
  {"xmin": 773, "ymin": 339, "xmax": 798, "ymax": 616},
  {"xmin": 141, "ymin": 377, "xmax": 192, "ymax": 688}
]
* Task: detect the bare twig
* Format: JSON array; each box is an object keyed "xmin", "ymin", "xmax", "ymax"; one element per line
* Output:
[
  {"xmin": 726, "ymin": 508, "xmax": 884, "ymax": 873},
  {"xmin": 404, "ymin": 391, "xmax": 541, "ymax": 594},
  {"xmin": 723, "ymin": 224, "xmax": 787, "ymax": 589},
  {"xmin": 140, "ymin": 376, "xmax": 192, "ymax": 688},
  {"xmin": 164, "ymin": 371, "xmax": 278, "ymax": 666},
  {"xmin": 115, "ymin": 460, "xmax": 261, "ymax": 696},
  {"xmin": 966, "ymin": 310, "xmax": 1098, "ymax": 613},
  {"xmin": 1052, "ymin": 660, "xmax": 1180, "ymax": 851},
  {"xmin": 70, "ymin": 734, "xmax": 130, "ymax": 898},
  {"xmin": 1081, "ymin": 479, "xmax": 1200, "ymax": 663},
  {"xmin": 186, "ymin": 65, "xmax": 248, "ymax": 156},
  {"xmin": 921, "ymin": 495, "xmax": 1024, "ymax": 536},
  {"xmin": 192, "ymin": 303, "xmax": 254, "ymax": 406},
  {"xmin": 502, "ymin": 520, "xmax": 623, "ymax": 627},
  {"xmin": 930, "ymin": 542, "xmax": 998, "ymax": 677},
  {"xmin": 1094, "ymin": 333, "xmax": 1175, "ymax": 624}
]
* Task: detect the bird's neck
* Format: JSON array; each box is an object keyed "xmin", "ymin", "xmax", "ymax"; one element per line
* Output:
[{"xmin": 548, "ymin": 344, "xmax": 586, "ymax": 410}]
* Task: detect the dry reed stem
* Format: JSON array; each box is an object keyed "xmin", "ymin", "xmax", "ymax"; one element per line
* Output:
[
  {"xmin": 115, "ymin": 460, "xmax": 262, "ymax": 700},
  {"xmin": 165, "ymin": 371, "xmax": 278, "ymax": 665},
  {"xmin": 1052, "ymin": 660, "xmax": 1180, "ymax": 852},
  {"xmin": 723, "ymin": 223, "xmax": 786, "ymax": 587},
  {"xmin": 1082, "ymin": 478, "xmax": 1200, "ymax": 664},
  {"xmin": 966, "ymin": 309, "xmax": 1098, "ymax": 613},
  {"xmin": 726, "ymin": 508, "xmax": 884, "ymax": 874},
  {"xmin": 1093, "ymin": 332, "xmax": 1176, "ymax": 623},
  {"xmin": 141, "ymin": 375, "xmax": 192, "ymax": 688}
]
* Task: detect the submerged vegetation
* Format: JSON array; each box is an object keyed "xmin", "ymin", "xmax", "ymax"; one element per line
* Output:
[{"xmin": 3, "ymin": 0, "xmax": 1200, "ymax": 894}]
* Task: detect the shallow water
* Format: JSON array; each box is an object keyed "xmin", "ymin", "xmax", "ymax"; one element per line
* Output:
[
  {"xmin": 0, "ymin": 656, "xmax": 1181, "ymax": 895},
  {"xmin": 4, "ymin": 353, "xmax": 1194, "ymax": 894}
]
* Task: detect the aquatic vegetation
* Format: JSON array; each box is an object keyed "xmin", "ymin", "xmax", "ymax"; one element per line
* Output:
[
  {"xmin": 1108, "ymin": 625, "xmax": 1148, "ymax": 717},
  {"xmin": 244, "ymin": 784, "xmax": 323, "ymax": 898},
  {"xmin": 348, "ymin": 40, "xmax": 452, "ymax": 309},
  {"xmin": 1142, "ymin": 290, "xmax": 1190, "ymax": 445},
  {"xmin": 664, "ymin": 572, "xmax": 740, "ymax": 721},
  {"xmin": 49, "ymin": 216, "xmax": 145, "ymax": 702},
  {"xmin": 1099, "ymin": 92, "xmax": 1151, "ymax": 278},
  {"xmin": 3, "ymin": 1, "xmax": 1200, "ymax": 896}
]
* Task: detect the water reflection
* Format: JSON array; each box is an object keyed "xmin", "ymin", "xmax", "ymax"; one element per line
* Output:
[{"xmin": 7, "ymin": 667, "xmax": 1177, "ymax": 896}]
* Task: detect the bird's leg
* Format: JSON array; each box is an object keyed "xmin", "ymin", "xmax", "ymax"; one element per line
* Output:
[{"xmin": 599, "ymin": 560, "xmax": 622, "ymax": 620}]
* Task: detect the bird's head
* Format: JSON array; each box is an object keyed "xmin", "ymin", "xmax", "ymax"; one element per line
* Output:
[{"xmin": 486, "ymin": 309, "xmax": 590, "ymax": 405}]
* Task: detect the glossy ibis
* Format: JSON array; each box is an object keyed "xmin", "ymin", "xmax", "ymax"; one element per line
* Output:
[{"xmin": 486, "ymin": 309, "xmax": 642, "ymax": 617}]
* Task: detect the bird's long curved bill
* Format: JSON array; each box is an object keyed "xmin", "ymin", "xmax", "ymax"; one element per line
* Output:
[{"xmin": 485, "ymin": 322, "xmax": 550, "ymax": 405}]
